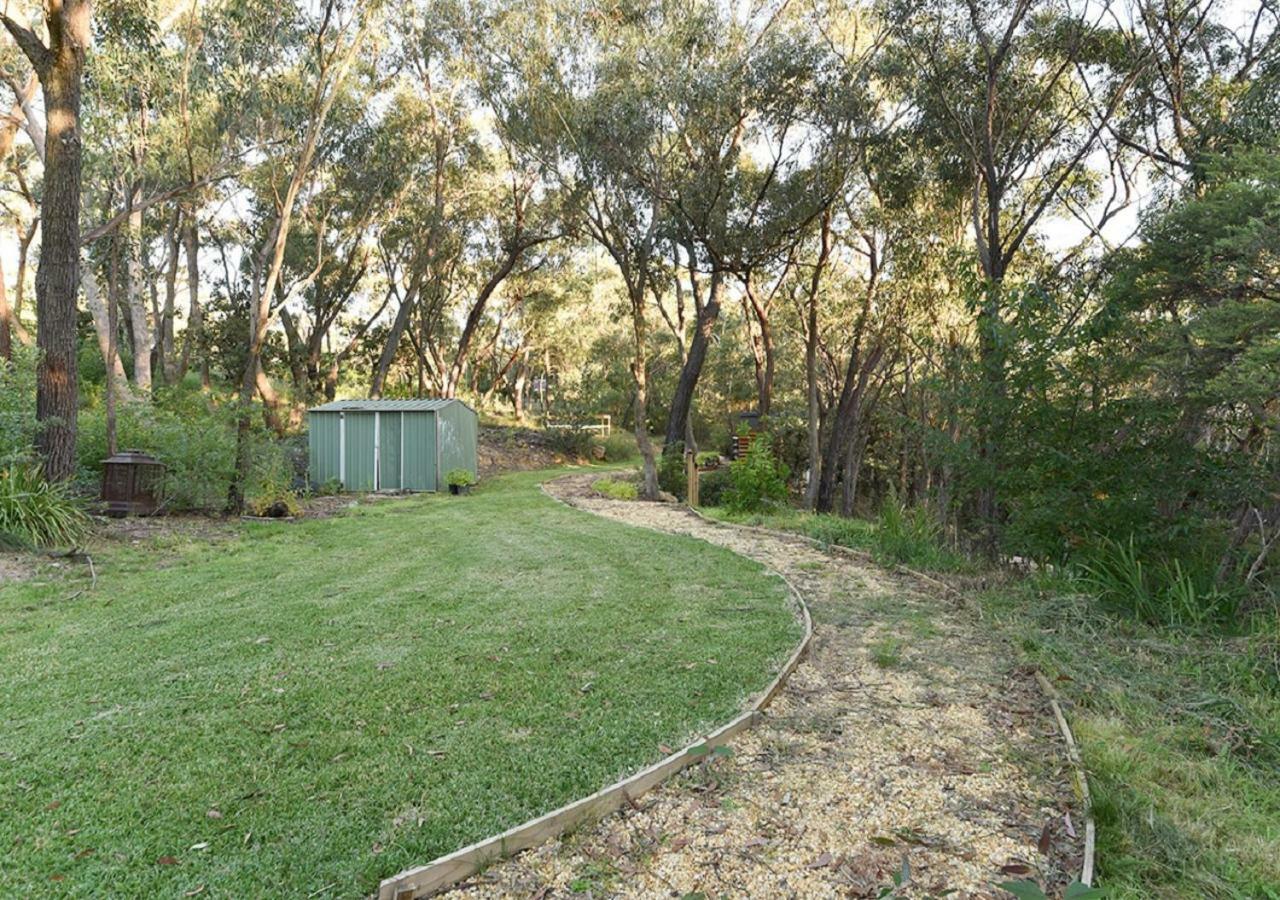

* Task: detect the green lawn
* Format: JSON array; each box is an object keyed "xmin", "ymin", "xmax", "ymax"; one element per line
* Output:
[{"xmin": 0, "ymin": 470, "xmax": 798, "ymax": 898}]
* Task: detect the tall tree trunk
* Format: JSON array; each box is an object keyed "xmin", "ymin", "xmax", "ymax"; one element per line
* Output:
[
  {"xmin": 663, "ymin": 270, "xmax": 722, "ymax": 449},
  {"xmin": 124, "ymin": 183, "xmax": 153, "ymax": 393},
  {"xmin": 3, "ymin": 2, "xmax": 92, "ymax": 480},
  {"xmin": 370, "ymin": 278, "xmax": 419, "ymax": 398},
  {"xmin": 802, "ymin": 211, "xmax": 833, "ymax": 509},
  {"xmin": 158, "ymin": 206, "xmax": 181, "ymax": 384},
  {"xmin": 630, "ymin": 290, "xmax": 659, "ymax": 499},
  {"xmin": 175, "ymin": 210, "xmax": 206, "ymax": 386}
]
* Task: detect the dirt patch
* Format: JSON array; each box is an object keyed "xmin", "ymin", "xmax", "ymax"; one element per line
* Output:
[
  {"xmin": 0, "ymin": 552, "xmax": 38, "ymax": 585},
  {"xmin": 437, "ymin": 473, "xmax": 1083, "ymax": 899},
  {"xmin": 479, "ymin": 425, "xmax": 582, "ymax": 476}
]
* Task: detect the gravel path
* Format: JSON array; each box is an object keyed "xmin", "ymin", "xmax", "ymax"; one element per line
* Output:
[{"xmin": 440, "ymin": 474, "xmax": 1084, "ymax": 899}]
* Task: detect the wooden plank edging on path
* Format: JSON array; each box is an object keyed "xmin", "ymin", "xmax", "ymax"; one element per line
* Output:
[{"xmin": 375, "ymin": 479, "xmax": 814, "ymax": 900}]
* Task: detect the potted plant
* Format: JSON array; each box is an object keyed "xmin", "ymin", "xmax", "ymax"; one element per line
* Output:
[{"xmin": 446, "ymin": 468, "xmax": 476, "ymax": 495}]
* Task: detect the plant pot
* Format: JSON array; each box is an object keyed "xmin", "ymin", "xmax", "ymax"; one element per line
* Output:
[{"xmin": 449, "ymin": 484, "xmax": 471, "ymax": 495}]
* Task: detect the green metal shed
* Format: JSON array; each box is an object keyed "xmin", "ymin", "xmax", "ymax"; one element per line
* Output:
[{"xmin": 307, "ymin": 399, "xmax": 478, "ymax": 492}]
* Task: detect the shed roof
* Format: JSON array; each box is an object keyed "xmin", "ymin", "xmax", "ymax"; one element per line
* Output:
[{"xmin": 309, "ymin": 398, "xmax": 475, "ymax": 414}]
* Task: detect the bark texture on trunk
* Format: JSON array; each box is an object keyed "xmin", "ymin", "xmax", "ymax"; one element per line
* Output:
[
  {"xmin": 663, "ymin": 269, "xmax": 722, "ymax": 449},
  {"xmin": 3, "ymin": 2, "xmax": 92, "ymax": 480}
]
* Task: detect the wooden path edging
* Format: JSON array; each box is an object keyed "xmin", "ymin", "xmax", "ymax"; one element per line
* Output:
[
  {"xmin": 1035, "ymin": 671, "xmax": 1097, "ymax": 887},
  {"xmin": 688, "ymin": 503, "xmax": 1097, "ymax": 886},
  {"xmin": 375, "ymin": 480, "xmax": 813, "ymax": 900}
]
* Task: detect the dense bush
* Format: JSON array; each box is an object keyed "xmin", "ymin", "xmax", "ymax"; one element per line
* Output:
[
  {"xmin": 0, "ymin": 464, "xmax": 90, "ymax": 548},
  {"xmin": 78, "ymin": 393, "xmax": 237, "ymax": 511},
  {"xmin": 598, "ymin": 431, "xmax": 639, "ymax": 461},
  {"xmin": 874, "ymin": 494, "xmax": 961, "ymax": 570},
  {"xmin": 697, "ymin": 467, "xmax": 731, "ymax": 506},
  {"xmin": 724, "ymin": 440, "xmax": 789, "ymax": 513},
  {"xmin": 0, "ymin": 347, "xmax": 38, "ymax": 466}
]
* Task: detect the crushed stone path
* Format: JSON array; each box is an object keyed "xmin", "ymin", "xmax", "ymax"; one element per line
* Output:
[{"xmin": 441, "ymin": 474, "xmax": 1084, "ymax": 899}]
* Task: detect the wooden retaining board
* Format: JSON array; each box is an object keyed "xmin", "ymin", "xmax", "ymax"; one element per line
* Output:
[{"xmin": 376, "ymin": 483, "xmax": 814, "ymax": 900}]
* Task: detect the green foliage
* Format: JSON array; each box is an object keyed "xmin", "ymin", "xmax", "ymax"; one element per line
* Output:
[
  {"xmin": 873, "ymin": 494, "xmax": 959, "ymax": 570},
  {"xmin": 981, "ymin": 575, "xmax": 1280, "ymax": 897},
  {"xmin": 697, "ymin": 467, "xmax": 731, "ymax": 507},
  {"xmin": 0, "ymin": 465, "xmax": 90, "ymax": 549},
  {"xmin": 694, "ymin": 451, "xmax": 720, "ymax": 467},
  {"xmin": 658, "ymin": 445, "xmax": 688, "ymax": 500},
  {"xmin": 1077, "ymin": 536, "xmax": 1241, "ymax": 628},
  {"xmin": 724, "ymin": 440, "xmax": 789, "ymax": 513},
  {"xmin": 598, "ymin": 431, "xmax": 639, "ymax": 462},
  {"xmin": 446, "ymin": 468, "xmax": 477, "ymax": 488},
  {"xmin": 0, "ymin": 347, "xmax": 38, "ymax": 466},
  {"xmin": 999, "ymin": 881, "xmax": 1103, "ymax": 900},
  {"xmin": 77, "ymin": 391, "xmax": 238, "ymax": 512},
  {"xmin": 243, "ymin": 437, "xmax": 302, "ymax": 518},
  {"xmin": 591, "ymin": 477, "xmax": 637, "ymax": 500}
]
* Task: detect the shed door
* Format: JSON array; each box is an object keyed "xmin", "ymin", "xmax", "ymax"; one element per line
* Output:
[
  {"xmin": 402, "ymin": 411, "xmax": 437, "ymax": 491},
  {"xmin": 379, "ymin": 412, "xmax": 403, "ymax": 491},
  {"xmin": 308, "ymin": 413, "xmax": 340, "ymax": 487},
  {"xmin": 342, "ymin": 412, "xmax": 376, "ymax": 491}
]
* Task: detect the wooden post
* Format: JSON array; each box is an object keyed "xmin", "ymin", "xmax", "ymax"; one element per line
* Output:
[{"xmin": 686, "ymin": 451, "xmax": 699, "ymax": 508}]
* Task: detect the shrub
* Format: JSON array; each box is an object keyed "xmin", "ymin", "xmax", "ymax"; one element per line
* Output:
[
  {"xmin": 78, "ymin": 393, "xmax": 238, "ymax": 511},
  {"xmin": 698, "ymin": 467, "xmax": 731, "ymax": 506},
  {"xmin": 724, "ymin": 440, "xmax": 789, "ymax": 513},
  {"xmin": 592, "ymin": 477, "xmax": 638, "ymax": 501},
  {"xmin": 446, "ymin": 468, "xmax": 476, "ymax": 487},
  {"xmin": 0, "ymin": 464, "xmax": 90, "ymax": 548},
  {"xmin": 243, "ymin": 435, "xmax": 301, "ymax": 518},
  {"xmin": 598, "ymin": 431, "xmax": 639, "ymax": 462}
]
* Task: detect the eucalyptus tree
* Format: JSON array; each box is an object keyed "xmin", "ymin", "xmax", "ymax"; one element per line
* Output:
[
  {"xmin": 1, "ymin": 0, "xmax": 92, "ymax": 479},
  {"xmin": 887, "ymin": 0, "xmax": 1145, "ymax": 547},
  {"xmin": 229, "ymin": 0, "xmax": 376, "ymax": 510}
]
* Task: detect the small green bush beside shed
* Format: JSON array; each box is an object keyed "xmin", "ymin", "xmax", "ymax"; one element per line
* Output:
[{"xmin": 307, "ymin": 398, "xmax": 478, "ymax": 492}]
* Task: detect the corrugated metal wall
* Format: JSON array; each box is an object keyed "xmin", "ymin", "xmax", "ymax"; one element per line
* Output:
[
  {"xmin": 344, "ymin": 413, "xmax": 377, "ymax": 491},
  {"xmin": 437, "ymin": 402, "xmax": 479, "ymax": 481},
  {"xmin": 308, "ymin": 413, "xmax": 341, "ymax": 485},
  {"xmin": 378, "ymin": 413, "xmax": 403, "ymax": 491},
  {"xmin": 402, "ymin": 412, "xmax": 437, "ymax": 491}
]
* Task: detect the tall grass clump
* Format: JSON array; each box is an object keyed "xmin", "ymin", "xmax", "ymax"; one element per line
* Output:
[
  {"xmin": 0, "ymin": 465, "xmax": 90, "ymax": 548},
  {"xmin": 873, "ymin": 493, "xmax": 966, "ymax": 571},
  {"xmin": 1077, "ymin": 535, "xmax": 1241, "ymax": 627}
]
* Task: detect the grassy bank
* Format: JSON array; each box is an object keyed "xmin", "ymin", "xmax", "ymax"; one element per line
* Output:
[
  {"xmin": 0, "ymin": 470, "xmax": 798, "ymax": 897},
  {"xmin": 697, "ymin": 504, "xmax": 1280, "ymax": 898}
]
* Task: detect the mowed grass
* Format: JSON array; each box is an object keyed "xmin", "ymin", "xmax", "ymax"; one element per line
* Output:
[{"xmin": 0, "ymin": 470, "xmax": 798, "ymax": 898}]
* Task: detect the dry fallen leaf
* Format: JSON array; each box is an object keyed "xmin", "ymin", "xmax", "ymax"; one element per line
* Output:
[
  {"xmin": 808, "ymin": 851, "xmax": 834, "ymax": 869},
  {"xmin": 157, "ymin": 856, "xmax": 180, "ymax": 866},
  {"xmin": 206, "ymin": 809, "xmax": 222, "ymax": 820}
]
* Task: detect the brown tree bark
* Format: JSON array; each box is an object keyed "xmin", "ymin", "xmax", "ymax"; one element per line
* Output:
[
  {"xmin": 3, "ymin": 1, "xmax": 92, "ymax": 480},
  {"xmin": 802, "ymin": 209, "xmax": 833, "ymax": 509},
  {"xmin": 663, "ymin": 268, "xmax": 722, "ymax": 449}
]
